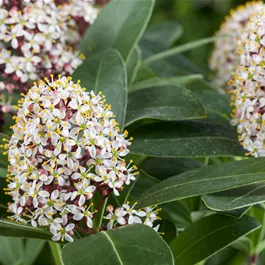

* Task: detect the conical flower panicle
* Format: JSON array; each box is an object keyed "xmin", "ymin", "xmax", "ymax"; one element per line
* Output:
[
  {"xmin": 231, "ymin": 8, "xmax": 265, "ymax": 157},
  {"xmin": 0, "ymin": 0, "xmax": 99, "ymax": 113},
  {"xmin": 4, "ymin": 75, "xmax": 140, "ymax": 242},
  {"xmin": 209, "ymin": 1, "xmax": 264, "ymax": 90}
]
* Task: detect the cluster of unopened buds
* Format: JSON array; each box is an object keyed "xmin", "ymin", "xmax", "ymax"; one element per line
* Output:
[
  {"xmin": 4, "ymin": 75, "xmax": 160, "ymax": 242},
  {"xmin": 0, "ymin": 0, "xmax": 105, "ymax": 114},
  {"xmin": 209, "ymin": 1, "xmax": 264, "ymax": 90}
]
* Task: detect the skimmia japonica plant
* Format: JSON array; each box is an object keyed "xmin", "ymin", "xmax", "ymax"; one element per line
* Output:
[{"xmin": 2, "ymin": 1, "xmax": 265, "ymax": 265}]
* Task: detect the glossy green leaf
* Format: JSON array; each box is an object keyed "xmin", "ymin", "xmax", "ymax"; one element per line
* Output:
[
  {"xmin": 0, "ymin": 220, "xmax": 51, "ymax": 240},
  {"xmin": 145, "ymin": 54, "xmax": 203, "ymax": 77},
  {"xmin": 135, "ymin": 158, "xmax": 265, "ymax": 208},
  {"xmin": 72, "ymin": 49, "xmax": 127, "ymax": 130},
  {"xmin": 126, "ymin": 86, "xmax": 206, "ymax": 126},
  {"xmin": 62, "ymin": 224, "xmax": 174, "ymax": 265},
  {"xmin": 222, "ymin": 207, "xmax": 250, "ymax": 219},
  {"xmin": 194, "ymin": 91, "xmax": 231, "ymax": 125},
  {"xmin": 0, "ymin": 238, "xmax": 46, "ymax": 265},
  {"xmin": 141, "ymin": 21, "xmax": 183, "ymax": 48},
  {"xmin": 127, "ymin": 46, "xmax": 141, "ymax": 85},
  {"xmin": 141, "ymin": 157, "xmax": 202, "ymax": 179},
  {"xmin": 205, "ymin": 247, "xmax": 238, "ymax": 265},
  {"xmin": 143, "ymin": 36, "xmax": 221, "ymax": 65},
  {"xmin": 129, "ymin": 121, "xmax": 244, "ymax": 158},
  {"xmin": 24, "ymin": 240, "xmax": 46, "ymax": 265},
  {"xmin": 131, "ymin": 171, "xmax": 192, "ymax": 226},
  {"xmin": 131, "ymin": 75, "xmax": 203, "ymax": 90},
  {"xmin": 78, "ymin": 0, "xmax": 155, "ymax": 62},
  {"xmin": 170, "ymin": 214, "xmax": 260, "ymax": 265},
  {"xmin": 139, "ymin": 21, "xmax": 183, "ymax": 59},
  {"xmin": 203, "ymin": 184, "xmax": 265, "ymax": 211},
  {"xmin": 0, "ymin": 237, "xmax": 24, "ymax": 265}
]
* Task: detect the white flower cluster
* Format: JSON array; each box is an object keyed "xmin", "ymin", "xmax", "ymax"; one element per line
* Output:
[
  {"xmin": 209, "ymin": 1, "xmax": 264, "ymax": 90},
  {"xmin": 4, "ymin": 76, "xmax": 159, "ymax": 242},
  {"xmin": 105, "ymin": 203, "xmax": 161, "ymax": 231},
  {"xmin": 230, "ymin": 8, "xmax": 265, "ymax": 157},
  {"xmin": 0, "ymin": 0, "xmax": 99, "ymax": 113},
  {"xmin": 60, "ymin": 0, "xmax": 99, "ymax": 24}
]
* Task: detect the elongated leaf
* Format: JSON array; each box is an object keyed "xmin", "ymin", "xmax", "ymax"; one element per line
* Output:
[
  {"xmin": 170, "ymin": 214, "xmax": 259, "ymax": 265},
  {"xmin": 139, "ymin": 21, "xmax": 183, "ymax": 59},
  {"xmin": 135, "ymin": 158, "xmax": 265, "ymax": 208},
  {"xmin": 126, "ymin": 86, "xmax": 206, "ymax": 126},
  {"xmin": 142, "ymin": 21, "xmax": 183, "ymax": 48},
  {"xmin": 127, "ymin": 46, "xmax": 141, "ymax": 85},
  {"xmin": 62, "ymin": 224, "xmax": 174, "ymax": 265},
  {"xmin": 131, "ymin": 171, "xmax": 192, "ymax": 226},
  {"xmin": 194, "ymin": 91, "xmax": 231, "ymax": 125},
  {"xmin": 143, "ymin": 36, "xmax": 221, "ymax": 65},
  {"xmin": 0, "ymin": 220, "xmax": 51, "ymax": 240},
  {"xmin": 141, "ymin": 158, "xmax": 203, "ymax": 179},
  {"xmin": 131, "ymin": 75, "xmax": 203, "ymax": 90},
  {"xmin": 145, "ymin": 54, "xmax": 203, "ymax": 77},
  {"xmin": 205, "ymin": 247, "xmax": 238, "ymax": 265},
  {"xmin": 203, "ymin": 184, "xmax": 265, "ymax": 211},
  {"xmin": 0, "ymin": 237, "xmax": 24, "ymax": 265},
  {"xmin": 24, "ymin": 240, "xmax": 46, "ymax": 265},
  {"xmin": 72, "ymin": 49, "xmax": 127, "ymax": 129},
  {"xmin": 223, "ymin": 207, "xmax": 250, "ymax": 219},
  {"xmin": 79, "ymin": 0, "xmax": 155, "ymax": 62},
  {"xmin": 129, "ymin": 121, "xmax": 244, "ymax": 158}
]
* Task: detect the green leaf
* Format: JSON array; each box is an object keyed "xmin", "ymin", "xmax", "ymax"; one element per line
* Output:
[
  {"xmin": 205, "ymin": 247, "xmax": 238, "ymax": 265},
  {"xmin": 139, "ymin": 21, "xmax": 183, "ymax": 59},
  {"xmin": 127, "ymin": 46, "xmax": 141, "ymax": 85},
  {"xmin": 72, "ymin": 49, "xmax": 127, "ymax": 130},
  {"xmin": 135, "ymin": 158, "xmax": 265, "ymax": 208},
  {"xmin": 0, "ymin": 237, "xmax": 45, "ymax": 265},
  {"xmin": 0, "ymin": 219, "xmax": 51, "ymax": 240},
  {"xmin": 62, "ymin": 224, "xmax": 174, "ymax": 265},
  {"xmin": 0, "ymin": 167, "xmax": 7, "ymax": 178},
  {"xmin": 129, "ymin": 121, "xmax": 244, "ymax": 158},
  {"xmin": 194, "ymin": 91, "xmax": 231, "ymax": 125},
  {"xmin": 144, "ymin": 54, "xmax": 203, "ymax": 77},
  {"xmin": 141, "ymin": 157, "xmax": 203, "ymax": 180},
  {"xmin": 0, "ymin": 237, "xmax": 24, "ymax": 265},
  {"xmin": 202, "ymin": 184, "xmax": 265, "ymax": 211},
  {"xmin": 78, "ymin": 0, "xmax": 155, "ymax": 62},
  {"xmin": 232, "ymin": 237, "xmax": 252, "ymax": 254},
  {"xmin": 130, "ymin": 171, "xmax": 192, "ymax": 226},
  {"xmin": 170, "ymin": 214, "xmax": 260, "ymax": 265},
  {"xmin": 143, "ymin": 36, "xmax": 221, "ymax": 65},
  {"xmin": 131, "ymin": 75, "xmax": 203, "ymax": 91},
  {"xmin": 24, "ymin": 240, "xmax": 46, "ymax": 265},
  {"xmin": 125, "ymin": 86, "xmax": 206, "ymax": 126},
  {"xmin": 222, "ymin": 207, "xmax": 250, "ymax": 219},
  {"xmin": 141, "ymin": 21, "xmax": 183, "ymax": 48}
]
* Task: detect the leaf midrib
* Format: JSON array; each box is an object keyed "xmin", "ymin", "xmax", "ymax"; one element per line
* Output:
[
  {"xmin": 173, "ymin": 222, "xmax": 257, "ymax": 262},
  {"xmin": 137, "ymin": 167, "xmax": 265, "ymax": 206},
  {"xmin": 102, "ymin": 231, "xmax": 124, "ymax": 265}
]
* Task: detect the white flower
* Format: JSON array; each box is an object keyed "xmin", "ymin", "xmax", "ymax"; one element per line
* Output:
[
  {"xmin": 209, "ymin": 1, "xmax": 265, "ymax": 90},
  {"xmin": 50, "ymin": 223, "xmax": 75, "ymax": 242},
  {"xmin": 0, "ymin": 0, "xmax": 103, "ymax": 112},
  {"xmin": 106, "ymin": 203, "xmax": 161, "ymax": 231},
  {"xmin": 231, "ymin": 7, "xmax": 265, "ymax": 157},
  {"xmin": 73, "ymin": 204, "xmax": 95, "ymax": 228},
  {"xmin": 6, "ymin": 76, "xmax": 137, "ymax": 241}
]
